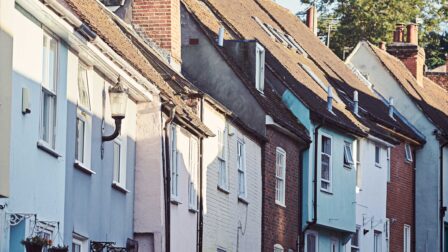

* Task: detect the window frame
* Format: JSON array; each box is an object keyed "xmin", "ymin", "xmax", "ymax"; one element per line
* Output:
[
  {"xmin": 237, "ymin": 139, "xmax": 247, "ymax": 200},
  {"xmin": 330, "ymin": 238, "xmax": 339, "ymax": 252},
  {"xmin": 404, "ymin": 144, "xmax": 413, "ymax": 162},
  {"xmin": 255, "ymin": 43, "xmax": 265, "ymax": 93},
  {"xmin": 320, "ymin": 134, "xmax": 333, "ymax": 193},
  {"xmin": 188, "ymin": 136, "xmax": 199, "ymax": 211},
  {"xmin": 39, "ymin": 31, "xmax": 59, "ymax": 150},
  {"xmin": 72, "ymin": 237, "xmax": 87, "ymax": 252},
  {"xmin": 403, "ymin": 224, "xmax": 411, "ymax": 252},
  {"xmin": 217, "ymin": 128, "xmax": 229, "ymax": 191},
  {"xmin": 305, "ymin": 230, "xmax": 318, "ymax": 252},
  {"xmin": 374, "ymin": 231, "xmax": 382, "ymax": 252},
  {"xmin": 343, "ymin": 141, "xmax": 354, "ymax": 167},
  {"xmin": 351, "ymin": 225, "xmax": 361, "ymax": 251},
  {"xmin": 355, "ymin": 140, "xmax": 362, "ymax": 190},
  {"xmin": 375, "ymin": 145, "xmax": 381, "ymax": 168},
  {"xmin": 275, "ymin": 147, "xmax": 286, "ymax": 206},
  {"xmin": 387, "ymin": 147, "xmax": 391, "ymax": 182},
  {"xmin": 170, "ymin": 124, "xmax": 179, "ymax": 200}
]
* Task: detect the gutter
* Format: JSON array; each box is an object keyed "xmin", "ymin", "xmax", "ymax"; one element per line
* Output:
[
  {"xmin": 300, "ymin": 123, "xmax": 322, "ymax": 252},
  {"xmin": 440, "ymin": 139, "xmax": 448, "ymax": 252},
  {"xmin": 162, "ymin": 105, "xmax": 176, "ymax": 252}
]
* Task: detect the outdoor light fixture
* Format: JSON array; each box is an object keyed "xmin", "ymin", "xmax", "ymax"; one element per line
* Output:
[{"xmin": 102, "ymin": 77, "xmax": 128, "ymax": 142}]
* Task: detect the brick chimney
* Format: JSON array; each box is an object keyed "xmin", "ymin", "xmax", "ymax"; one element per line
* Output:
[
  {"xmin": 132, "ymin": 0, "xmax": 182, "ymax": 69},
  {"xmin": 387, "ymin": 23, "xmax": 425, "ymax": 87},
  {"xmin": 306, "ymin": 6, "xmax": 317, "ymax": 35}
]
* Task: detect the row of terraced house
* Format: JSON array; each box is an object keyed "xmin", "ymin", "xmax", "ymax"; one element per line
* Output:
[{"xmin": 0, "ymin": 0, "xmax": 447, "ymax": 252}]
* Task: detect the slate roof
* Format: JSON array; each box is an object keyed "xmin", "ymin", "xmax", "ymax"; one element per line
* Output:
[
  {"xmin": 62, "ymin": 0, "xmax": 213, "ymax": 137},
  {"xmin": 367, "ymin": 42, "xmax": 448, "ymax": 137},
  {"xmin": 182, "ymin": 0, "xmax": 424, "ymax": 143}
]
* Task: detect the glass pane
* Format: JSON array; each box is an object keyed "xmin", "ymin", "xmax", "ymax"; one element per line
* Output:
[
  {"xmin": 72, "ymin": 244, "xmax": 81, "ymax": 252},
  {"xmin": 41, "ymin": 93, "xmax": 50, "ymax": 142},
  {"xmin": 113, "ymin": 142, "xmax": 121, "ymax": 183},
  {"xmin": 321, "ymin": 155, "xmax": 330, "ymax": 180},
  {"xmin": 76, "ymin": 118, "xmax": 85, "ymax": 162},
  {"xmin": 78, "ymin": 65, "xmax": 90, "ymax": 109},
  {"xmin": 322, "ymin": 136, "xmax": 331, "ymax": 155},
  {"xmin": 48, "ymin": 38, "xmax": 57, "ymax": 92},
  {"xmin": 306, "ymin": 234, "xmax": 316, "ymax": 252},
  {"xmin": 375, "ymin": 146, "xmax": 380, "ymax": 163}
]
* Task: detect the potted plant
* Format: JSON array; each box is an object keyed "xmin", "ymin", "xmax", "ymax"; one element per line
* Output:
[
  {"xmin": 48, "ymin": 245, "xmax": 69, "ymax": 252},
  {"xmin": 21, "ymin": 236, "xmax": 52, "ymax": 252}
]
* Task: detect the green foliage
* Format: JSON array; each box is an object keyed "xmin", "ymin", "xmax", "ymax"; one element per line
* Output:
[
  {"xmin": 310, "ymin": 0, "xmax": 448, "ymax": 64},
  {"xmin": 424, "ymin": 32, "xmax": 448, "ymax": 69}
]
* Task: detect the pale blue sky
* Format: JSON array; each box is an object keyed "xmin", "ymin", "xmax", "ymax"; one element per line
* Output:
[{"xmin": 274, "ymin": 0, "xmax": 302, "ymax": 14}]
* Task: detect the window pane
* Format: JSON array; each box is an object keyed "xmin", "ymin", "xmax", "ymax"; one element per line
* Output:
[
  {"xmin": 113, "ymin": 142, "xmax": 121, "ymax": 183},
  {"xmin": 306, "ymin": 234, "xmax": 316, "ymax": 252},
  {"xmin": 41, "ymin": 91, "xmax": 56, "ymax": 147},
  {"xmin": 321, "ymin": 155, "xmax": 330, "ymax": 180},
  {"xmin": 78, "ymin": 65, "xmax": 90, "ymax": 109},
  {"xmin": 75, "ymin": 118, "xmax": 85, "ymax": 162},
  {"xmin": 322, "ymin": 136, "xmax": 331, "ymax": 155},
  {"xmin": 375, "ymin": 146, "xmax": 380, "ymax": 164},
  {"xmin": 72, "ymin": 244, "xmax": 80, "ymax": 252}
]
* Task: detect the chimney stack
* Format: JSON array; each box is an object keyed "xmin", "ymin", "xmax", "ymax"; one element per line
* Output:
[
  {"xmin": 379, "ymin": 41, "xmax": 386, "ymax": 50},
  {"xmin": 393, "ymin": 24, "xmax": 405, "ymax": 43},
  {"xmin": 306, "ymin": 6, "xmax": 318, "ymax": 35},
  {"xmin": 132, "ymin": 0, "xmax": 182, "ymax": 69},
  {"xmin": 387, "ymin": 23, "xmax": 425, "ymax": 87}
]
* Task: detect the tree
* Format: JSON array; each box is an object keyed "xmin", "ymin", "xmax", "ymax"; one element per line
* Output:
[{"xmin": 302, "ymin": 0, "xmax": 448, "ymax": 66}]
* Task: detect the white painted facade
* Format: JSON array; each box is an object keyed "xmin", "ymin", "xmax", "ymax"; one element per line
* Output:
[
  {"xmin": 201, "ymin": 101, "xmax": 262, "ymax": 252},
  {"xmin": 345, "ymin": 137, "xmax": 390, "ymax": 252},
  {"xmin": 347, "ymin": 41, "xmax": 446, "ymax": 252}
]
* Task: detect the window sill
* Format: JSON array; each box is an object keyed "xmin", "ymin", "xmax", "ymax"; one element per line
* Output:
[
  {"xmin": 275, "ymin": 201, "xmax": 286, "ymax": 208},
  {"xmin": 170, "ymin": 197, "xmax": 182, "ymax": 205},
  {"xmin": 188, "ymin": 207, "xmax": 199, "ymax": 213},
  {"xmin": 217, "ymin": 185, "xmax": 230, "ymax": 194},
  {"xmin": 37, "ymin": 140, "xmax": 61, "ymax": 158},
  {"xmin": 405, "ymin": 159, "xmax": 413, "ymax": 164},
  {"xmin": 112, "ymin": 182, "xmax": 130, "ymax": 194},
  {"xmin": 320, "ymin": 188, "xmax": 333, "ymax": 195},
  {"xmin": 74, "ymin": 161, "xmax": 95, "ymax": 175},
  {"xmin": 238, "ymin": 197, "xmax": 249, "ymax": 205},
  {"xmin": 375, "ymin": 163, "xmax": 382, "ymax": 168},
  {"xmin": 343, "ymin": 164, "xmax": 353, "ymax": 169}
]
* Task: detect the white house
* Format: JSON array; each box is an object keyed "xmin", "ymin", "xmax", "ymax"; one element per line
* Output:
[{"xmin": 347, "ymin": 33, "xmax": 448, "ymax": 251}]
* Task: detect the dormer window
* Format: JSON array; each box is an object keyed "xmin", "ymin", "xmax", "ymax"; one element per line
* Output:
[{"xmin": 255, "ymin": 43, "xmax": 265, "ymax": 93}]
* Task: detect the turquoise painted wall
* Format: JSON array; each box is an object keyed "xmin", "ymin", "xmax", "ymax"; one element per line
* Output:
[{"xmin": 281, "ymin": 90, "xmax": 356, "ymax": 233}]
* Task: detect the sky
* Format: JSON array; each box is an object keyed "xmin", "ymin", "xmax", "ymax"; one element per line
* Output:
[{"xmin": 274, "ymin": 0, "xmax": 302, "ymax": 14}]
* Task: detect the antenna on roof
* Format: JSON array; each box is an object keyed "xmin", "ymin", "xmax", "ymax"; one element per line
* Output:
[
  {"xmin": 218, "ymin": 27, "xmax": 225, "ymax": 47},
  {"xmin": 353, "ymin": 90, "xmax": 359, "ymax": 115},
  {"xmin": 327, "ymin": 86, "xmax": 333, "ymax": 112}
]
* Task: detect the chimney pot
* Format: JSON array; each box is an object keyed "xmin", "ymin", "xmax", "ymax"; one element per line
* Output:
[
  {"xmin": 393, "ymin": 24, "xmax": 405, "ymax": 42},
  {"xmin": 353, "ymin": 90, "xmax": 359, "ymax": 115},
  {"xmin": 407, "ymin": 23, "xmax": 418, "ymax": 45},
  {"xmin": 389, "ymin": 97, "xmax": 394, "ymax": 118},
  {"xmin": 379, "ymin": 41, "xmax": 386, "ymax": 50},
  {"xmin": 218, "ymin": 27, "xmax": 225, "ymax": 47},
  {"xmin": 327, "ymin": 86, "xmax": 333, "ymax": 112}
]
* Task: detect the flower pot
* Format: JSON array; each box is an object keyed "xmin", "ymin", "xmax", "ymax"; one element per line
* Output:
[
  {"xmin": 48, "ymin": 248, "xmax": 68, "ymax": 252},
  {"xmin": 24, "ymin": 243, "xmax": 43, "ymax": 252}
]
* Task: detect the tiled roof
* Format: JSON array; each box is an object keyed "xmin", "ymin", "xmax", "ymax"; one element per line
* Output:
[
  {"xmin": 182, "ymin": 0, "xmax": 367, "ymax": 137},
  {"xmin": 367, "ymin": 42, "xmax": 448, "ymax": 137},
  {"xmin": 63, "ymin": 0, "xmax": 213, "ymax": 136},
  {"xmin": 183, "ymin": 0, "xmax": 425, "ymax": 143}
]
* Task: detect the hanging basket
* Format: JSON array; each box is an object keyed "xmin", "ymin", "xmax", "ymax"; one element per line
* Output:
[
  {"xmin": 24, "ymin": 243, "xmax": 44, "ymax": 252},
  {"xmin": 48, "ymin": 247, "xmax": 68, "ymax": 252}
]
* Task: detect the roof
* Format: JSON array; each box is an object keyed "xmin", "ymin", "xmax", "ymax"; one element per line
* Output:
[
  {"xmin": 63, "ymin": 0, "xmax": 213, "ymax": 137},
  {"xmin": 182, "ymin": 0, "xmax": 423, "ymax": 143},
  {"xmin": 428, "ymin": 64, "xmax": 447, "ymax": 73},
  {"xmin": 182, "ymin": 0, "xmax": 367, "ymax": 137},
  {"xmin": 366, "ymin": 42, "xmax": 448, "ymax": 137}
]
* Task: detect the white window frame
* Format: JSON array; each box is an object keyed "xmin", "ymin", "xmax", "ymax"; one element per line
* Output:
[
  {"xmin": 255, "ymin": 43, "xmax": 265, "ymax": 93},
  {"xmin": 237, "ymin": 139, "xmax": 247, "ymax": 199},
  {"xmin": 405, "ymin": 144, "xmax": 413, "ymax": 162},
  {"xmin": 75, "ymin": 63, "xmax": 92, "ymax": 170},
  {"xmin": 385, "ymin": 218, "xmax": 390, "ymax": 252},
  {"xmin": 403, "ymin": 225, "xmax": 411, "ymax": 252},
  {"xmin": 375, "ymin": 145, "xmax": 381, "ymax": 167},
  {"xmin": 330, "ymin": 238, "xmax": 339, "ymax": 252},
  {"xmin": 305, "ymin": 230, "xmax": 318, "ymax": 252},
  {"xmin": 351, "ymin": 225, "xmax": 361, "ymax": 252},
  {"xmin": 274, "ymin": 244, "xmax": 284, "ymax": 252},
  {"xmin": 355, "ymin": 140, "xmax": 362, "ymax": 190},
  {"xmin": 217, "ymin": 128, "xmax": 228, "ymax": 191},
  {"xmin": 72, "ymin": 237, "xmax": 88, "ymax": 252},
  {"xmin": 343, "ymin": 141, "xmax": 354, "ymax": 167},
  {"xmin": 39, "ymin": 31, "xmax": 59, "ymax": 150},
  {"xmin": 374, "ymin": 231, "xmax": 382, "ymax": 252},
  {"xmin": 320, "ymin": 134, "xmax": 333, "ymax": 193},
  {"xmin": 188, "ymin": 137, "xmax": 198, "ymax": 211},
  {"xmin": 387, "ymin": 147, "xmax": 391, "ymax": 182},
  {"xmin": 170, "ymin": 124, "xmax": 179, "ymax": 200},
  {"xmin": 275, "ymin": 147, "xmax": 286, "ymax": 206}
]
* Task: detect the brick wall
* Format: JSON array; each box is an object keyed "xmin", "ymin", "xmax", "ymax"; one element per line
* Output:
[
  {"xmin": 262, "ymin": 127, "xmax": 303, "ymax": 252},
  {"xmin": 387, "ymin": 143, "xmax": 415, "ymax": 252},
  {"xmin": 426, "ymin": 73, "xmax": 448, "ymax": 92},
  {"xmin": 132, "ymin": 0, "xmax": 181, "ymax": 62}
]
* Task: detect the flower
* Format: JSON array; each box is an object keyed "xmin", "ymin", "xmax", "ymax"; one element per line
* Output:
[{"xmin": 21, "ymin": 236, "xmax": 52, "ymax": 247}]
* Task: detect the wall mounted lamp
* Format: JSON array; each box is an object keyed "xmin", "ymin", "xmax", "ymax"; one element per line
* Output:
[{"xmin": 102, "ymin": 77, "xmax": 128, "ymax": 142}]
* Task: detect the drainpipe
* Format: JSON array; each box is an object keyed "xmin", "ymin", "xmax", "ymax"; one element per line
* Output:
[
  {"xmin": 197, "ymin": 98, "xmax": 205, "ymax": 252},
  {"xmin": 440, "ymin": 140, "xmax": 448, "ymax": 252},
  {"xmin": 300, "ymin": 123, "xmax": 323, "ymax": 252},
  {"xmin": 162, "ymin": 105, "xmax": 176, "ymax": 252}
]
